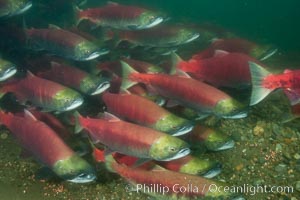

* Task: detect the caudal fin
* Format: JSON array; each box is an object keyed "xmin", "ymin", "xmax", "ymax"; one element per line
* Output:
[
  {"xmin": 120, "ymin": 61, "xmax": 138, "ymax": 90},
  {"xmin": 105, "ymin": 154, "xmax": 118, "ymax": 173},
  {"xmin": 73, "ymin": 111, "xmax": 83, "ymax": 133},
  {"xmin": 249, "ymin": 62, "xmax": 274, "ymax": 106},
  {"xmin": 170, "ymin": 52, "xmax": 183, "ymax": 75},
  {"xmin": 73, "ymin": 5, "xmax": 85, "ymax": 26},
  {"xmin": 284, "ymin": 88, "xmax": 300, "ymax": 105}
]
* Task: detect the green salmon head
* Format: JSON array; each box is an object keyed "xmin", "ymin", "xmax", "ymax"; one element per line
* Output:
[
  {"xmin": 0, "ymin": 59, "xmax": 17, "ymax": 81},
  {"xmin": 214, "ymin": 98, "xmax": 248, "ymax": 119},
  {"xmin": 149, "ymin": 135, "xmax": 190, "ymax": 161},
  {"xmin": 52, "ymin": 155, "xmax": 96, "ymax": 183},
  {"xmin": 80, "ymin": 75, "xmax": 110, "ymax": 95},
  {"xmin": 154, "ymin": 114, "xmax": 194, "ymax": 136},
  {"xmin": 129, "ymin": 11, "xmax": 164, "ymax": 30},
  {"xmin": 204, "ymin": 130, "xmax": 235, "ymax": 151},
  {"xmin": 251, "ymin": 45, "xmax": 278, "ymax": 61},
  {"xmin": 5, "ymin": 0, "xmax": 32, "ymax": 17},
  {"xmin": 176, "ymin": 29, "xmax": 200, "ymax": 45},
  {"xmin": 74, "ymin": 41, "xmax": 109, "ymax": 61},
  {"xmin": 52, "ymin": 88, "xmax": 84, "ymax": 112},
  {"xmin": 180, "ymin": 157, "xmax": 221, "ymax": 178},
  {"xmin": 147, "ymin": 64, "xmax": 164, "ymax": 74}
]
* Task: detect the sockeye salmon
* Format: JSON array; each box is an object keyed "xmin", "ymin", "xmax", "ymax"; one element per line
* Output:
[{"xmin": 0, "ymin": 110, "xmax": 95, "ymax": 183}]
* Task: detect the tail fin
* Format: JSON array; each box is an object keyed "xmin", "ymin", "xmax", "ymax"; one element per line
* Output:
[
  {"xmin": 73, "ymin": 5, "xmax": 84, "ymax": 26},
  {"xmin": 0, "ymin": 110, "xmax": 5, "ymax": 125},
  {"xmin": 87, "ymin": 136, "xmax": 106, "ymax": 163},
  {"xmin": 0, "ymin": 90, "xmax": 7, "ymax": 99},
  {"xmin": 105, "ymin": 154, "xmax": 117, "ymax": 173},
  {"xmin": 170, "ymin": 52, "xmax": 183, "ymax": 75},
  {"xmin": 120, "ymin": 61, "xmax": 138, "ymax": 90},
  {"xmin": 73, "ymin": 111, "xmax": 83, "ymax": 133},
  {"xmin": 0, "ymin": 83, "xmax": 10, "ymax": 99},
  {"xmin": 281, "ymin": 111, "xmax": 297, "ymax": 123},
  {"xmin": 0, "ymin": 110, "xmax": 13, "ymax": 126},
  {"xmin": 249, "ymin": 62, "xmax": 274, "ymax": 106}
]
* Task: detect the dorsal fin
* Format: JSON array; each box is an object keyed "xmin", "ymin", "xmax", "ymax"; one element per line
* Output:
[
  {"xmin": 213, "ymin": 50, "xmax": 229, "ymax": 58},
  {"xmin": 211, "ymin": 38, "xmax": 223, "ymax": 44},
  {"xmin": 119, "ymin": 89, "xmax": 131, "ymax": 94},
  {"xmin": 176, "ymin": 69, "xmax": 192, "ymax": 78},
  {"xmin": 27, "ymin": 70, "xmax": 35, "ymax": 77},
  {"xmin": 170, "ymin": 52, "xmax": 183, "ymax": 75},
  {"xmin": 50, "ymin": 61, "xmax": 61, "ymax": 69},
  {"xmin": 24, "ymin": 109, "xmax": 37, "ymax": 121},
  {"xmin": 48, "ymin": 24, "xmax": 61, "ymax": 30},
  {"xmin": 284, "ymin": 69, "xmax": 292, "ymax": 74},
  {"xmin": 107, "ymin": 1, "xmax": 119, "ymax": 6},
  {"xmin": 99, "ymin": 112, "xmax": 120, "ymax": 122},
  {"xmin": 120, "ymin": 61, "xmax": 139, "ymax": 90}
]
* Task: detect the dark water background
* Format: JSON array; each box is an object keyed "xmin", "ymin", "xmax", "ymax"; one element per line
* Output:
[{"xmin": 89, "ymin": 0, "xmax": 300, "ymax": 51}]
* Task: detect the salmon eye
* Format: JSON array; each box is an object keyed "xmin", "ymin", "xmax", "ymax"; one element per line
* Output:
[
  {"xmin": 171, "ymin": 125, "xmax": 177, "ymax": 129},
  {"xmin": 169, "ymin": 147, "xmax": 176, "ymax": 152}
]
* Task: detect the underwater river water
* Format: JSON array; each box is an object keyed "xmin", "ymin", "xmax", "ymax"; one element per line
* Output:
[{"xmin": 0, "ymin": 0, "xmax": 300, "ymax": 200}]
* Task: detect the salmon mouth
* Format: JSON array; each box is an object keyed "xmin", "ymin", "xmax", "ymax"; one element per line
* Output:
[
  {"xmin": 160, "ymin": 148, "xmax": 191, "ymax": 161},
  {"xmin": 0, "ymin": 67, "xmax": 17, "ymax": 81},
  {"xmin": 171, "ymin": 124, "xmax": 194, "ymax": 136},
  {"xmin": 213, "ymin": 139, "xmax": 235, "ymax": 151},
  {"xmin": 183, "ymin": 33, "xmax": 200, "ymax": 44},
  {"xmin": 67, "ymin": 172, "xmax": 96, "ymax": 183},
  {"xmin": 65, "ymin": 98, "xmax": 84, "ymax": 111},
  {"xmin": 223, "ymin": 111, "xmax": 248, "ymax": 119},
  {"xmin": 127, "ymin": 17, "xmax": 163, "ymax": 30},
  {"xmin": 84, "ymin": 49, "xmax": 109, "ymax": 61},
  {"xmin": 259, "ymin": 48, "xmax": 278, "ymax": 61},
  {"xmin": 143, "ymin": 17, "xmax": 164, "ymax": 29},
  {"xmin": 202, "ymin": 163, "xmax": 222, "ymax": 178},
  {"xmin": 14, "ymin": 1, "xmax": 33, "ymax": 16},
  {"xmin": 91, "ymin": 81, "xmax": 111, "ymax": 95}
]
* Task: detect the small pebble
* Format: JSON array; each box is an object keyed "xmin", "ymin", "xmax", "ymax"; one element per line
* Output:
[
  {"xmin": 293, "ymin": 153, "xmax": 300, "ymax": 160},
  {"xmin": 0, "ymin": 133, "xmax": 8, "ymax": 140},
  {"xmin": 296, "ymin": 181, "xmax": 300, "ymax": 192},
  {"xmin": 275, "ymin": 144, "xmax": 282, "ymax": 152},
  {"xmin": 253, "ymin": 125, "xmax": 264, "ymax": 136},
  {"xmin": 275, "ymin": 164, "xmax": 287, "ymax": 173}
]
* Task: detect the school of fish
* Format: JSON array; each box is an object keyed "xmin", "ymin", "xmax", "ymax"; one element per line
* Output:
[{"xmin": 0, "ymin": 1, "xmax": 297, "ymax": 200}]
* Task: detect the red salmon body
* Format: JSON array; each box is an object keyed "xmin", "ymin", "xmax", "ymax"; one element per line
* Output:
[
  {"xmin": 179, "ymin": 52, "xmax": 263, "ymax": 88},
  {"xmin": 3, "ymin": 74, "xmax": 65, "ymax": 103},
  {"xmin": 192, "ymin": 38, "xmax": 257, "ymax": 60},
  {"xmin": 263, "ymin": 70, "xmax": 300, "ymax": 90},
  {"xmin": 79, "ymin": 5, "xmax": 146, "ymax": 21},
  {"xmin": 37, "ymin": 61, "xmax": 111, "ymax": 96},
  {"xmin": 102, "ymin": 92, "xmax": 169, "ymax": 125},
  {"xmin": 21, "ymin": 109, "xmax": 71, "ymax": 139},
  {"xmin": 38, "ymin": 62, "xmax": 86, "ymax": 89},
  {"xmin": 102, "ymin": 92, "xmax": 193, "ymax": 135},
  {"xmin": 193, "ymin": 38, "xmax": 276, "ymax": 61},
  {"xmin": 108, "ymin": 156, "xmax": 234, "ymax": 199},
  {"xmin": 26, "ymin": 28, "xmax": 84, "ymax": 48},
  {"xmin": 129, "ymin": 73, "xmax": 230, "ymax": 113},
  {"xmin": 78, "ymin": 115, "xmax": 165, "ymax": 157},
  {"xmin": 25, "ymin": 28, "xmax": 103, "ymax": 61},
  {"xmin": 77, "ymin": 3, "xmax": 164, "ymax": 30},
  {"xmin": 118, "ymin": 25, "xmax": 199, "ymax": 47},
  {"xmin": 0, "ymin": 111, "xmax": 74, "ymax": 166},
  {"xmin": 0, "ymin": 73, "xmax": 83, "ymax": 112},
  {"xmin": 76, "ymin": 113, "xmax": 190, "ymax": 161}
]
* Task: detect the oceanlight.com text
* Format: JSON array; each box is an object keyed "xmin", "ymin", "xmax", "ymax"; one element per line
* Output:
[{"xmin": 127, "ymin": 183, "xmax": 294, "ymax": 196}]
